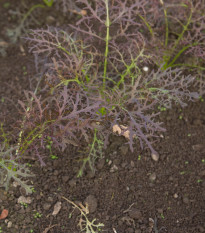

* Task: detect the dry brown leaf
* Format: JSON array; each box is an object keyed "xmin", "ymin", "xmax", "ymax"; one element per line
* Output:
[
  {"xmin": 0, "ymin": 209, "xmax": 8, "ymax": 220},
  {"xmin": 112, "ymin": 124, "xmax": 130, "ymax": 139}
]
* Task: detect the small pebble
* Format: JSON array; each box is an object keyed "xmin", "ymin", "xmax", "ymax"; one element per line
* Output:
[
  {"xmin": 43, "ymin": 203, "xmax": 51, "ymax": 211},
  {"xmin": 68, "ymin": 179, "xmax": 76, "ymax": 187},
  {"xmin": 84, "ymin": 195, "xmax": 98, "ymax": 213},
  {"xmin": 128, "ymin": 209, "xmax": 142, "ymax": 220},
  {"xmin": 149, "ymin": 173, "xmax": 157, "ymax": 182},
  {"xmin": 174, "ymin": 193, "xmax": 178, "ymax": 198},
  {"xmin": 7, "ymin": 221, "xmax": 12, "ymax": 228},
  {"xmin": 151, "ymin": 152, "xmax": 159, "ymax": 162},
  {"xmin": 17, "ymin": 196, "xmax": 32, "ymax": 204},
  {"xmin": 183, "ymin": 197, "xmax": 189, "ymax": 204},
  {"xmin": 110, "ymin": 165, "xmax": 118, "ymax": 173},
  {"xmin": 62, "ymin": 176, "xmax": 69, "ymax": 182},
  {"xmin": 46, "ymin": 15, "xmax": 56, "ymax": 25}
]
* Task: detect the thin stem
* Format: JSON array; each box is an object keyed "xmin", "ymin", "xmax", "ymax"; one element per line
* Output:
[
  {"xmin": 15, "ymin": 75, "xmax": 43, "ymax": 156},
  {"xmin": 103, "ymin": 0, "xmax": 110, "ymax": 90},
  {"xmin": 164, "ymin": 7, "xmax": 193, "ymax": 69},
  {"xmin": 138, "ymin": 14, "xmax": 154, "ymax": 37},
  {"xmin": 21, "ymin": 4, "xmax": 45, "ymax": 27}
]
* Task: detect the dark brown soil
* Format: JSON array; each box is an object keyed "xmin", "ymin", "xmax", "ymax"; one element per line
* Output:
[{"xmin": 0, "ymin": 1, "xmax": 205, "ymax": 233}]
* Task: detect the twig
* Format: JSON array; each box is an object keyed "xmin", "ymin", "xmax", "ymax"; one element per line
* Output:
[{"xmin": 42, "ymin": 223, "xmax": 58, "ymax": 233}]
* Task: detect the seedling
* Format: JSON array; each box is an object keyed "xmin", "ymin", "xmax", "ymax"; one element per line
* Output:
[
  {"xmin": 20, "ymin": 202, "xmax": 28, "ymax": 208},
  {"xmin": 62, "ymin": 196, "xmax": 104, "ymax": 233},
  {"xmin": 34, "ymin": 212, "xmax": 42, "ymax": 219},
  {"xmin": 22, "ymin": 66, "xmax": 27, "ymax": 75},
  {"xmin": 31, "ymin": 187, "xmax": 36, "ymax": 193},
  {"xmin": 160, "ymin": 213, "xmax": 165, "ymax": 219},
  {"xmin": 0, "ymin": 0, "xmax": 203, "ymax": 193},
  {"xmin": 43, "ymin": 0, "xmax": 54, "ymax": 7},
  {"xmin": 3, "ymin": 2, "xmax": 10, "ymax": 8},
  {"xmin": 26, "ymin": 163, "xmax": 32, "ymax": 167},
  {"xmin": 50, "ymin": 155, "xmax": 58, "ymax": 160}
]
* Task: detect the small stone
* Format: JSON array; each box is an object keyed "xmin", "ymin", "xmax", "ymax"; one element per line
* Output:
[
  {"xmin": 84, "ymin": 195, "xmax": 98, "ymax": 214},
  {"xmin": 68, "ymin": 179, "xmax": 76, "ymax": 187},
  {"xmin": 168, "ymin": 176, "xmax": 174, "ymax": 181},
  {"xmin": 85, "ymin": 171, "xmax": 95, "ymax": 179},
  {"xmin": 0, "ymin": 40, "xmax": 9, "ymax": 47},
  {"xmin": 53, "ymin": 170, "xmax": 59, "ymax": 176},
  {"xmin": 43, "ymin": 203, "xmax": 51, "ymax": 211},
  {"xmin": 52, "ymin": 201, "xmax": 62, "ymax": 216},
  {"xmin": 173, "ymin": 193, "xmax": 178, "ymax": 198},
  {"xmin": 199, "ymin": 170, "xmax": 205, "ymax": 176},
  {"xmin": 7, "ymin": 221, "xmax": 12, "ymax": 228},
  {"xmin": 0, "ymin": 190, "xmax": 7, "ymax": 201},
  {"xmin": 97, "ymin": 158, "xmax": 105, "ymax": 170},
  {"xmin": 19, "ymin": 208, "xmax": 26, "ymax": 214},
  {"xmin": 17, "ymin": 196, "xmax": 32, "ymax": 204},
  {"xmin": 126, "ymin": 228, "xmax": 134, "ymax": 233},
  {"xmin": 120, "ymin": 145, "xmax": 129, "ymax": 155},
  {"xmin": 135, "ymin": 230, "xmax": 141, "ymax": 233},
  {"xmin": 36, "ymin": 195, "xmax": 42, "ymax": 200},
  {"xmin": 192, "ymin": 119, "xmax": 203, "ymax": 126},
  {"xmin": 108, "ymin": 160, "xmax": 112, "ymax": 166},
  {"xmin": 183, "ymin": 197, "xmax": 189, "ymax": 204},
  {"xmin": 46, "ymin": 15, "xmax": 56, "ymax": 25},
  {"xmin": 149, "ymin": 173, "xmax": 157, "ymax": 182},
  {"xmin": 130, "ymin": 161, "xmax": 135, "ymax": 168},
  {"xmin": 110, "ymin": 165, "xmax": 118, "ymax": 173},
  {"xmin": 47, "ymin": 197, "xmax": 54, "ymax": 203},
  {"xmin": 151, "ymin": 152, "xmax": 159, "ymax": 162},
  {"xmin": 157, "ymin": 208, "xmax": 163, "ymax": 214},
  {"xmin": 12, "ymin": 181, "xmax": 20, "ymax": 187},
  {"xmin": 197, "ymin": 225, "xmax": 205, "ymax": 232},
  {"xmin": 25, "ymin": 207, "xmax": 31, "ymax": 213},
  {"xmin": 128, "ymin": 209, "xmax": 142, "ymax": 220},
  {"xmin": 62, "ymin": 176, "xmax": 69, "ymax": 182}
]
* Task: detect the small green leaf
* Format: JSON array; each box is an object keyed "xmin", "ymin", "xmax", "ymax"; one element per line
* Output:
[
  {"xmin": 96, "ymin": 107, "xmax": 107, "ymax": 116},
  {"xmin": 43, "ymin": 0, "xmax": 54, "ymax": 7}
]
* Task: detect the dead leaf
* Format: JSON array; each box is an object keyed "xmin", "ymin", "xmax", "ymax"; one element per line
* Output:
[
  {"xmin": 112, "ymin": 124, "xmax": 131, "ymax": 139},
  {"xmin": 52, "ymin": 202, "xmax": 61, "ymax": 216},
  {"xmin": 0, "ymin": 209, "xmax": 8, "ymax": 220}
]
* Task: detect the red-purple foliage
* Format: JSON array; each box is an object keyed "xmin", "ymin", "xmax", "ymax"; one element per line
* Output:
[{"xmin": 21, "ymin": 0, "xmax": 203, "ymax": 166}]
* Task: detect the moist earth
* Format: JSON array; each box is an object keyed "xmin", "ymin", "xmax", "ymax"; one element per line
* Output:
[{"xmin": 0, "ymin": 1, "xmax": 205, "ymax": 233}]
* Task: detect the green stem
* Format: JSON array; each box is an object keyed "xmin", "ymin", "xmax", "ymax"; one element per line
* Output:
[
  {"xmin": 138, "ymin": 14, "xmax": 154, "ymax": 37},
  {"xmin": 163, "ymin": 7, "xmax": 193, "ymax": 69},
  {"xmin": 103, "ymin": 0, "xmax": 110, "ymax": 90},
  {"xmin": 21, "ymin": 4, "xmax": 45, "ymax": 27},
  {"xmin": 117, "ymin": 50, "xmax": 144, "ymax": 87},
  {"xmin": 16, "ymin": 75, "xmax": 43, "ymax": 156},
  {"xmin": 163, "ymin": 7, "xmax": 169, "ymax": 47},
  {"xmin": 167, "ymin": 42, "xmax": 198, "ymax": 68}
]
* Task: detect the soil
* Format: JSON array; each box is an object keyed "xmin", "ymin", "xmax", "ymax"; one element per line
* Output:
[{"xmin": 0, "ymin": 1, "xmax": 205, "ymax": 233}]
